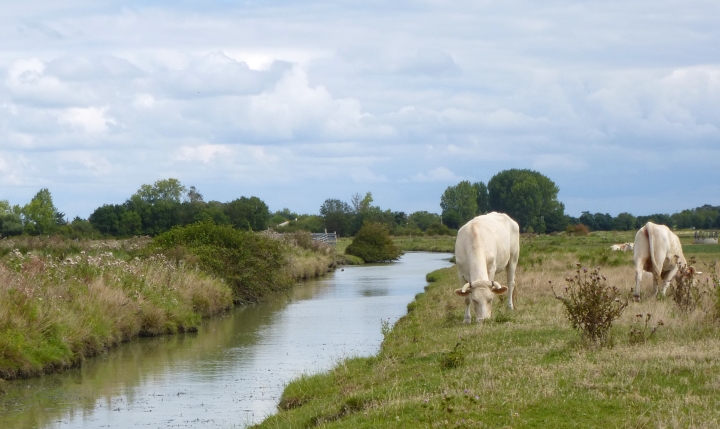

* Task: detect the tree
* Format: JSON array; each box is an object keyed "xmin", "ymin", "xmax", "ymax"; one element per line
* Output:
[
  {"xmin": 0, "ymin": 200, "xmax": 23, "ymax": 237},
  {"xmin": 613, "ymin": 212, "xmax": 636, "ymax": 231},
  {"xmin": 408, "ymin": 211, "xmax": 441, "ymax": 231},
  {"xmin": 89, "ymin": 204, "xmax": 125, "ymax": 235},
  {"xmin": 440, "ymin": 181, "xmax": 478, "ymax": 229},
  {"xmin": 22, "ymin": 188, "xmax": 60, "ymax": 235},
  {"xmin": 225, "ymin": 197, "xmax": 270, "ymax": 231},
  {"xmin": 473, "ymin": 182, "xmax": 489, "ymax": 215},
  {"xmin": 320, "ymin": 198, "xmax": 353, "ymax": 236},
  {"xmin": 487, "ymin": 169, "xmax": 565, "ymax": 233},
  {"xmin": 345, "ymin": 223, "xmax": 403, "ymax": 263}
]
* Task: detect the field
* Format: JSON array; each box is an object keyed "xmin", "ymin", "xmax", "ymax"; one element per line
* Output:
[{"xmin": 255, "ymin": 232, "xmax": 720, "ymax": 428}]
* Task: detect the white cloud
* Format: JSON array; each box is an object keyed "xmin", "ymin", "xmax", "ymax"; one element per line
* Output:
[
  {"xmin": 409, "ymin": 167, "xmax": 463, "ymax": 183},
  {"xmin": 174, "ymin": 144, "xmax": 232, "ymax": 164},
  {"xmin": 57, "ymin": 107, "xmax": 115, "ymax": 134}
]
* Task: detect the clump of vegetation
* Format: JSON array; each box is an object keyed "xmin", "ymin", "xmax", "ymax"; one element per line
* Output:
[
  {"xmin": 345, "ymin": 223, "xmax": 403, "ymax": 263},
  {"xmin": 552, "ymin": 265, "xmax": 628, "ymax": 346},
  {"xmin": 707, "ymin": 262, "xmax": 720, "ymax": 321},
  {"xmin": 439, "ymin": 340, "xmax": 466, "ymax": 369},
  {"xmin": 0, "ymin": 248, "xmax": 232, "ymax": 379},
  {"xmin": 669, "ymin": 257, "xmax": 703, "ymax": 313},
  {"xmin": 628, "ymin": 313, "xmax": 662, "ymax": 345},
  {"xmin": 566, "ymin": 224, "xmax": 590, "ymax": 235},
  {"xmin": 150, "ymin": 221, "xmax": 289, "ymax": 303}
]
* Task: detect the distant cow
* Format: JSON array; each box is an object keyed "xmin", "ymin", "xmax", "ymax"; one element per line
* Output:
[
  {"xmin": 454, "ymin": 212, "xmax": 520, "ymax": 322},
  {"xmin": 633, "ymin": 222, "xmax": 696, "ymax": 297},
  {"xmin": 610, "ymin": 242, "xmax": 634, "ymax": 252}
]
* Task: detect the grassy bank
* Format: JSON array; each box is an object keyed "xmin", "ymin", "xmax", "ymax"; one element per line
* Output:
[
  {"xmin": 0, "ymin": 230, "xmax": 335, "ymax": 380},
  {"xmin": 255, "ymin": 233, "xmax": 720, "ymax": 428}
]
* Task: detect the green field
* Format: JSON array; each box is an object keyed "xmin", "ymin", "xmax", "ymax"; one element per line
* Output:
[{"xmin": 256, "ymin": 233, "xmax": 720, "ymax": 428}]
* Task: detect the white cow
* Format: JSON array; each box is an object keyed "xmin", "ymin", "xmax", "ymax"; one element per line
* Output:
[
  {"xmin": 633, "ymin": 222, "xmax": 695, "ymax": 297},
  {"xmin": 454, "ymin": 212, "xmax": 520, "ymax": 322}
]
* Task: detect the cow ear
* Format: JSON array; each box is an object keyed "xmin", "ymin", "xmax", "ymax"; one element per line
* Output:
[
  {"xmin": 490, "ymin": 281, "xmax": 508, "ymax": 295},
  {"xmin": 455, "ymin": 288, "xmax": 470, "ymax": 297}
]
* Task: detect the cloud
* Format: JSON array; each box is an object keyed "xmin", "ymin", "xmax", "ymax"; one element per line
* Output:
[
  {"xmin": 57, "ymin": 107, "xmax": 115, "ymax": 134},
  {"xmin": 174, "ymin": 144, "xmax": 232, "ymax": 164},
  {"xmin": 409, "ymin": 166, "xmax": 463, "ymax": 183},
  {"xmin": 396, "ymin": 49, "xmax": 461, "ymax": 76}
]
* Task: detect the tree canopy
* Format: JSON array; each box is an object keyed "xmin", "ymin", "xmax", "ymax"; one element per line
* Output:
[{"xmin": 487, "ymin": 169, "xmax": 566, "ymax": 233}]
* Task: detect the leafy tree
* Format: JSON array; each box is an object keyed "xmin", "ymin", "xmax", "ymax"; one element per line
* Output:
[
  {"xmin": 134, "ymin": 178, "xmax": 186, "ymax": 204},
  {"xmin": 440, "ymin": 181, "xmax": 478, "ymax": 229},
  {"xmin": 22, "ymin": 188, "xmax": 60, "ymax": 235},
  {"xmin": 225, "ymin": 197, "xmax": 270, "ymax": 231},
  {"xmin": 408, "ymin": 211, "xmax": 441, "ymax": 231},
  {"xmin": 0, "ymin": 200, "xmax": 23, "ymax": 237},
  {"xmin": 473, "ymin": 182, "xmax": 489, "ymax": 215},
  {"xmin": 320, "ymin": 198, "xmax": 353, "ymax": 236},
  {"xmin": 613, "ymin": 212, "xmax": 636, "ymax": 231},
  {"xmin": 345, "ymin": 223, "xmax": 403, "ymax": 263},
  {"xmin": 487, "ymin": 169, "xmax": 565, "ymax": 233},
  {"xmin": 89, "ymin": 204, "xmax": 125, "ymax": 235}
]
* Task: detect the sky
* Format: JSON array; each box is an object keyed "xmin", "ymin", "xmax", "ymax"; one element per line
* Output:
[{"xmin": 0, "ymin": 0, "xmax": 719, "ymax": 220}]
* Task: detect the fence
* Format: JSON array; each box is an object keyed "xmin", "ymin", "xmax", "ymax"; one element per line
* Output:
[
  {"xmin": 311, "ymin": 232, "xmax": 338, "ymax": 246},
  {"xmin": 694, "ymin": 230, "xmax": 719, "ymax": 244}
]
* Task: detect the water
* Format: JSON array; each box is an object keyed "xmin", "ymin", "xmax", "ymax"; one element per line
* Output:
[{"xmin": 0, "ymin": 252, "xmax": 452, "ymax": 429}]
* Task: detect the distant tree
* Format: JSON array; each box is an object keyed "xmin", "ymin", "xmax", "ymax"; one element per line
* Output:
[
  {"xmin": 488, "ymin": 169, "xmax": 564, "ymax": 233},
  {"xmin": 186, "ymin": 185, "xmax": 204, "ymax": 203},
  {"xmin": 408, "ymin": 211, "xmax": 441, "ymax": 231},
  {"xmin": 225, "ymin": 197, "xmax": 270, "ymax": 231},
  {"xmin": 22, "ymin": 188, "xmax": 60, "ymax": 235},
  {"xmin": 473, "ymin": 181, "xmax": 489, "ymax": 215},
  {"xmin": 440, "ymin": 181, "xmax": 478, "ymax": 229},
  {"xmin": 89, "ymin": 204, "xmax": 125, "ymax": 235},
  {"xmin": 125, "ymin": 178, "xmax": 187, "ymax": 235},
  {"xmin": 0, "ymin": 200, "xmax": 23, "ymax": 237},
  {"xmin": 613, "ymin": 212, "xmax": 637, "ymax": 231},
  {"xmin": 320, "ymin": 198, "xmax": 353, "ymax": 236}
]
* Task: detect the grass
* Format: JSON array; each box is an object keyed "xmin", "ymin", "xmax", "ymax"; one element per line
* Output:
[
  {"xmin": 0, "ymin": 233, "xmax": 335, "ymax": 380},
  {"xmin": 254, "ymin": 231, "xmax": 720, "ymax": 429}
]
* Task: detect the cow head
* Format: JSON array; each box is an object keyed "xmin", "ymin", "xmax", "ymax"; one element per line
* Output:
[{"xmin": 454, "ymin": 280, "xmax": 508, "ymax": 320}]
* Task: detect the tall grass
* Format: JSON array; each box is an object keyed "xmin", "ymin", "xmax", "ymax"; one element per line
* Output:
[{"xmin": 0, "ymin": 249, "xmax": 232, "ymax": 380}]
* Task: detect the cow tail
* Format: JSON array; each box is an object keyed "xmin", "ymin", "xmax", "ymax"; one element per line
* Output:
[{"xmin": 646, "ymin": 223, "xmax": 661, "ymax": 278}]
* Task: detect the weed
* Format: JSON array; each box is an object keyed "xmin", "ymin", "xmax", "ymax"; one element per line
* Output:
[
  {"xmin": 380, "ymin": 318, "xmax": 392, "ymax": 340},
  {"xmin": 628, "ymin": 313, "xmax": 662, "ymax": 345},
  {"xmin": 706, "ymin": 261, "xmax": 720, "ymax": 321},
  {"xmin": 669, "ymin": 257, "xmax": 702, "ymax": 313},
  {"xmin": 439, "ymin": 339, "xmax": 466, "ymax": 370},
  {"xmin": 552, "ymin": 264, "xmax": 628, "ymax": 346}
]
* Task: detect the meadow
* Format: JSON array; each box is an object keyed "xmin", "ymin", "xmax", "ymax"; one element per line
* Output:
[{"xmin": 255, "ymin": 231, "xmax": 720, "ymax": 428}]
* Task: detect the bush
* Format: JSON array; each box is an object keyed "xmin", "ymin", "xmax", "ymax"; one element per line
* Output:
[
  {"xmin": 150, "ymin": 221, "xmax": 290, "ymax": 303},
  {"xmin": 566, "ymin": 224, "xmax": 589, "ymax": 236},
  {"xmin": 345, "ymin": 223, "xmax": 403, "ymax": 263},
  {"xmin": 708, "ymin": 262, "xmax": 720, "ymax": 321},
  {"xmin": 669, "ymin": 257, "xmax": 702, "ymax": 313},
  {"xmin": 552, "ymin": 265, "xmax": 628, "ymax": 346},
  {"xmin": 425, "ymin": 223, "xmax": 455, "ymax": 236}
]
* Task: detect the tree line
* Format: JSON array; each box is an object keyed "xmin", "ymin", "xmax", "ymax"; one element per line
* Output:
[{"xmin": 1, "ymin": 170, "xmax": 719, "ymax": 239}]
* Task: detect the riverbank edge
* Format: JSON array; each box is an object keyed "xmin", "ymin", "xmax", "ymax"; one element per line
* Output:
[{"xmin": 0, "ymin": 249, "xmax": 336, "ymax": 383}]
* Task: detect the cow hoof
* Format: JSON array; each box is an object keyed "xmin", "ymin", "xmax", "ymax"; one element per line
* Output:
[{"xmin": 632, "ymin": 294, "xmax": 640, "ymax": 302}]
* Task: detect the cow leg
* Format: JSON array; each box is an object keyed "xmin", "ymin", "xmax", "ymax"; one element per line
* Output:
[
  {"xmin": 660, "ymin": 266, "xmax": 679, "ymax": 296},
  {"xmin": 633, "ymin": 262, "xmax": 644, "ymax": 300},
  {"xmin": 506, "ymin": 265, "xmax": 517, "ymax": 311},
  {"xmin": 463, "ymin": 296, "xmax": 472, "ymax": 324}
]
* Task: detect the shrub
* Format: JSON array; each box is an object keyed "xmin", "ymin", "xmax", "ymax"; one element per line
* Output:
[
  {"xmin": 669, "ymin": 257, "xmax": 702, "ymax": 313},
  {"xmin": 150, "ymin": 221, "xmax": 290, "ymax": 303},
  {"xmin": 345, "ymin": 223, "xmax": 403, "ymax": 263},
  {"xmin": 707, "ymin": 262, "xmax": 720, "ymax": 321},
  {"xmin": 566, "ymin": 224, "xmax": 589, "ymax": 236},
  {"xmin": 552, "ymin": 265, "xmax": 628, "ymax": 346},
  {"xmin": 425, "ymin": 223, "xmax": 455, "ymax": 236}
]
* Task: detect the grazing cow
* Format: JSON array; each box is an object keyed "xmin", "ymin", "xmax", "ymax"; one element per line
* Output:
[
  {"xmin": 454, "ymin": 212, "xmax": 520, "ymax": 322},
  {"xmin": 610, "ymin": 244, "xmax": 624, "ymax": 251},
  {"xmin": 633, "ymin": 222, "xmax": 696, "ymax": 297}
]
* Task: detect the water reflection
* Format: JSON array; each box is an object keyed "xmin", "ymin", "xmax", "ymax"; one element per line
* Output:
[{"xmin": 0, "ymin": 252, "xmax": 452, "ymax": 429}]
